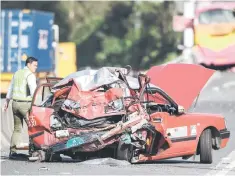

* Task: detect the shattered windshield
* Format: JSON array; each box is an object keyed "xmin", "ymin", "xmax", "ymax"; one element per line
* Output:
[
  {"xmin": 52, "ymin": 67, "xmax": 158, "ymax": 91},
  {"xmin": 53, "ymin": 67, "xmax": 125, "ymax": 91},
  {"xmin": 199, "ymin": 9, "xmax": 235, "ymax": 24}
]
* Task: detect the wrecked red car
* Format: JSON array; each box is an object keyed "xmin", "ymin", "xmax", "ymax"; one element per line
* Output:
[{"xmin": 27, "ymin": 64, "xmax": 230, "ymax": 164}]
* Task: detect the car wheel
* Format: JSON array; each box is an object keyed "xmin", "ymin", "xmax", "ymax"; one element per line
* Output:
[
  {"xmin": 30, "ymin": 150, "xmax": 62, "ymax": 162},
  {"xmin": 71, "ymin": 154, "xmax": 87, "ymax": 161},
  {"xmin": 199, "ymin": 129, "xmax": 212, "ymax": 164},
  {"xmin": 50, "ymin": 153, "xmax": 62, "ymax": 162},
  {"xmin": 29, "ymin": 150, "xmax": 48, "ymax": 162},
  {"xmin": 116, "ymin": 141, "xmax": 133, "ymax": 162}
]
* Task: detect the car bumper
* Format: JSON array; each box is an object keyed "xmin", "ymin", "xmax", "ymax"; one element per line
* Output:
[
  {"xmin": 220, "ymin": 129, "xmax": 230, "ymax": 139},
  {"xmin": 220, "ymin": 129, "xmax": 230, "ymax": 148},
  {"xmin": 200, "ymin": 58, "xmax": 235, "ymax": 66},
  {"xmin": 193, "ymin": 46, "xmax": 235, "ymax": 66}
]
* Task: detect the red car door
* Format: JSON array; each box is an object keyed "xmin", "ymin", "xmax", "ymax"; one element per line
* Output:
[
  {"xmin": 28, "ymin": 83, "xmax": 55, "ymax": 146},
  {"xmin": 150, "ymin": 111, "xmax": 198, "ymax": 159}
]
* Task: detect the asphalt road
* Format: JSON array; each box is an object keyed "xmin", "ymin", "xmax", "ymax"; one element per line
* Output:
[{"xmin": 1, "ymin": 71, "xmax": 235, "ymax": 175}]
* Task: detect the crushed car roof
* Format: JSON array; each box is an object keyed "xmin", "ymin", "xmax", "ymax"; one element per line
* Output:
[
  {"xmin": 52, "ymin": 64, "xmax": 215, "ymax": 111},
  {"xmin": 52, "ymin": 67, "xmax": 159, "ymax": 91}
]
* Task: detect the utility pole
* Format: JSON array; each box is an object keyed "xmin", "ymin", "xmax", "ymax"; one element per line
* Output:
[{"xmin": 183, "ymin": 0, "xmax": 196, "ymax": 63}]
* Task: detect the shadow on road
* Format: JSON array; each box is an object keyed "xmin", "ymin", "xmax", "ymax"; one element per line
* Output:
[
  {"xmin": 134, "ymin": 159, "xmax": 199, "ymax": 165},
  {"xmin": 1, "ymin": 153, "xmax": 29, "ymax": 161},
  {"xmin": 1, "ymin": 154, "xmax": 200, "ymax": 165}
]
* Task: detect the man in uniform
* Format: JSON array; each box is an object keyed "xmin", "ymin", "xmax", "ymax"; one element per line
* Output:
[{"xmin": 3, "ymin": 57, "xmax": 38, "ymax": 159}]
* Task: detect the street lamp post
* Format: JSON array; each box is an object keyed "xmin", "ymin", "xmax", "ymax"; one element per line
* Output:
[{"xmin": 183, "ymin": 0, "xmax": 196, "ymax": 63}]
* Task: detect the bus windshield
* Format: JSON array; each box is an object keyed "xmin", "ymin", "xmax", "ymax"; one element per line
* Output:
[{"xmin": 199, "ymin": 9, "xmax": 235, "ymax": 24}]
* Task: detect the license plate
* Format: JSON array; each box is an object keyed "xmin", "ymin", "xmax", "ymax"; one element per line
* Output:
[{"xmin": 66, "ymin": 137, "xmax": 84, "ymax": 148}]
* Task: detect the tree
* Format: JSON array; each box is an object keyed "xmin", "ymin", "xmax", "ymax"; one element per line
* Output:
[
  {"xmin": 77, "ymin": 1, "xmax": 180, "ymax": 70},
  {"xmin": 2, "ymin": 1, "xmax": 181, "ymax": 70}
]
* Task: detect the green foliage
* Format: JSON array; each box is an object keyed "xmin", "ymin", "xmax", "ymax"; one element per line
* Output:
[
  {"xmin": 71, "ymin": 16, "xmax": 105, "ymax": 45},
  {"xmin": 2, "ymin": 1, "xmax": 181, "ymax": 70}
]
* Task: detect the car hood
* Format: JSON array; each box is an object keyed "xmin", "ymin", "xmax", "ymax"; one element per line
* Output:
[{"xmin": 146, "ymin": 64, "xmax": 215, "ymax": 111}]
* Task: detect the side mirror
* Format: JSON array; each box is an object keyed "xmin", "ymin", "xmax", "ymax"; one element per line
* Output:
[{"xmin": 177, "ymin": 105, "xmax": 185, "ymax": 114}]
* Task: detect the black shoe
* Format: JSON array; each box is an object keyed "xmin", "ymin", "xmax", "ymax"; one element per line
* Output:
[{"xmin": 9, "ymin": 152, "xmax": 18, "ymax": 160}]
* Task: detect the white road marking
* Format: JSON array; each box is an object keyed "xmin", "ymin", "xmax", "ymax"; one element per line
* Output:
[
  {"xmin": 211, "ymin": 81, "xmax": 235, "ymax": 93},
  {"xmin": 205, "ymin": 151, "xmax": 235, "ymax": 176},
  {"xmin": 215, "ymin": 160, "xmax": 235, "ymax": 176},
  {"xmin": 222, "ymin": 81, "xmax": 235, "ymax": 89},
  {"xmin": 59, "ymin": 173, "xmax": 71, "ymax": 175}
]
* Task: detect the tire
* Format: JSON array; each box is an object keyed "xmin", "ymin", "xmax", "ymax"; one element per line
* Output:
[
  {"xmin": 50, "ymin": 153, "xmax": 62, "ymax": 162},
  {"xmin": 199, "ymin": 129, "xmax": 212, "ymax": 164},
  {"xmin": 116, "ymin": 141, "xmax": 133, "ymax": 162},
  {"xmin": 31, "ymin": 150, "xmax": 61, "ymax": 162},
  {"xmin": 71, "ymin": 153, "xmax": 87, "ymax": 161},
  {"xmin": 30, "ymin": 150, "xmax": 48, "ymax": 162}
]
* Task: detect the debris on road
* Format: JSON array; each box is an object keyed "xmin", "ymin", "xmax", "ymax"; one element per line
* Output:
[
  {"xmin": 38, "ymin": 166, "xmax": 50, "ymax": 171},
  {"xmin": 79, "ymin": 157, "xmax": 131, "ymax": 166}
]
